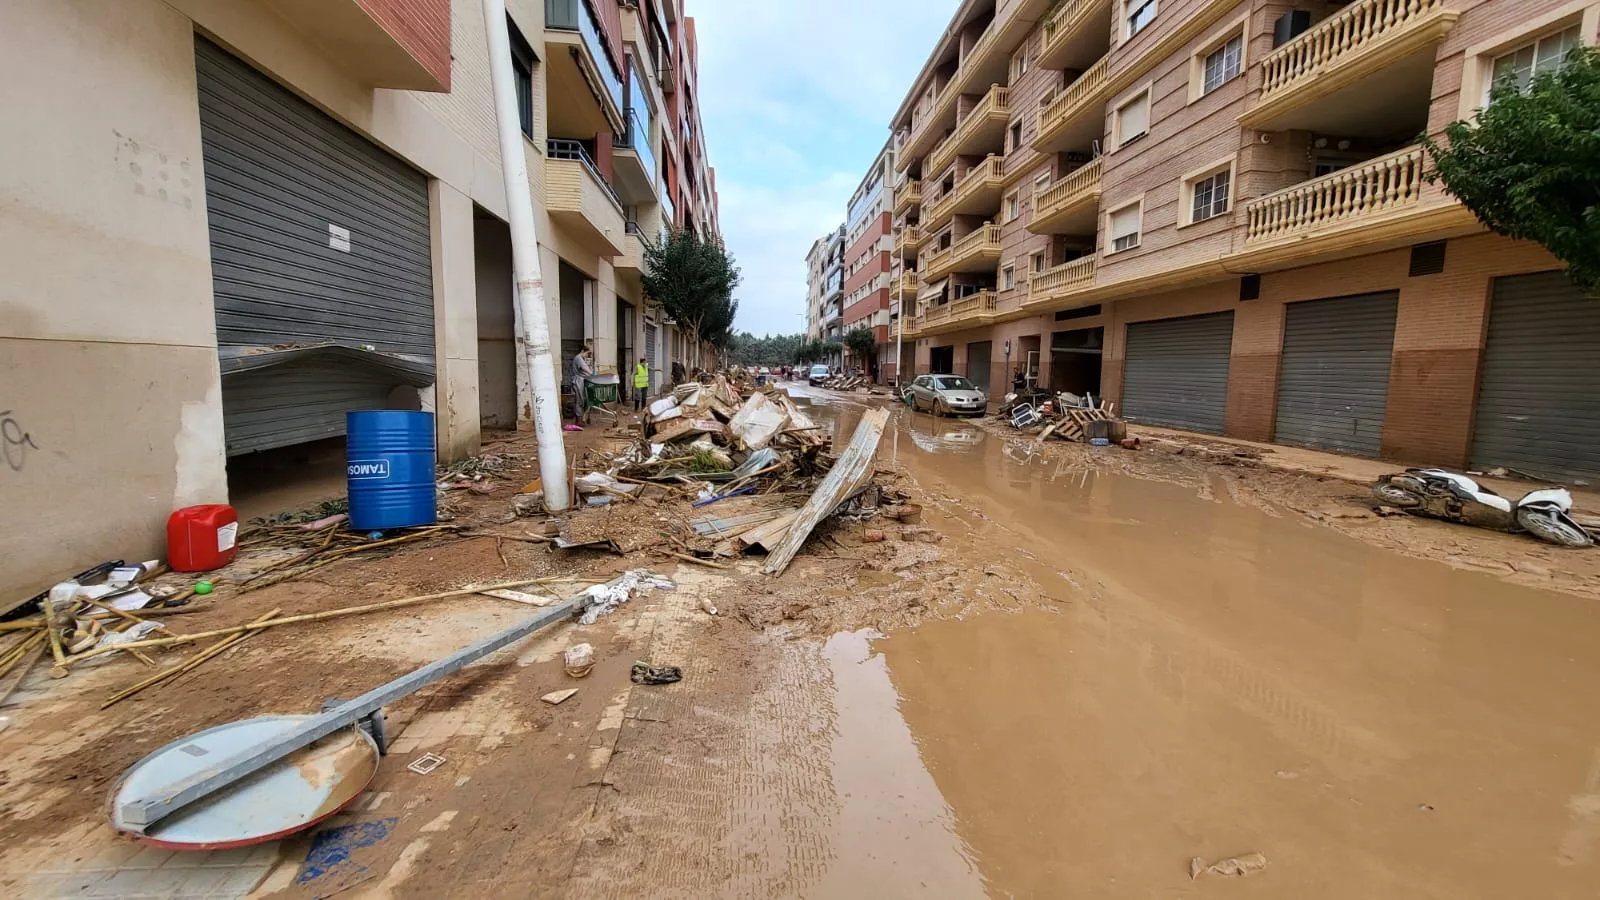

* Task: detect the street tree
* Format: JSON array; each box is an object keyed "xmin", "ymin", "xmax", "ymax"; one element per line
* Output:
[
  {"xmin": 1423, "ymin": 45, "xmax": 1600, "ymax": 291},
  {"xmin": 642, "ymin": 228, "xmax": 743, "ymax": 351},
  {"xmin": 844, "ymin": 326, "xmax": 878, "ymax": 377}
]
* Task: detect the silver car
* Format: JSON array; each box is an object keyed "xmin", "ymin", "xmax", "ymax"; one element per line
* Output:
[{"xmin": 908, "ymin": 374, "xmax": 989, "ymax": 417}]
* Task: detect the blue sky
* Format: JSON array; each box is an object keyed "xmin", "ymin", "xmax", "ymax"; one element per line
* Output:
[{"xmin": 688, "ymin": 0, "xmax": 961, "ymax": 336}]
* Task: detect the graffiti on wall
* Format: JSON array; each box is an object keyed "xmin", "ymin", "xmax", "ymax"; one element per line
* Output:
[{"xmin": 2, "ymin": 410, "xmax": 38, "ymax": 472}]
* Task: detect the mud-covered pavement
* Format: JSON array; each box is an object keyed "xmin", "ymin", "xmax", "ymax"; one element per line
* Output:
[{"xmin": 6, "ymin": 383, "xmax": 1600, "ymax": 898}]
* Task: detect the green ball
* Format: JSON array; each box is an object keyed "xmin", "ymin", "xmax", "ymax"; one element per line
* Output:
[{"xmin": 194, "ymin": 581, "xmax": 214, "ymax": 596}]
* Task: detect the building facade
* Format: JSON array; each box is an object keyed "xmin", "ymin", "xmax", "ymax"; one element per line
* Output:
[
  {"xmin": 841, "ymin": 141, "xmax": 898, "ymax": 379},
  {"xmin": 804, "ymin": 225, "xmax": 848, "ymax": 364},
  {"xmin": 1, "ymin": 0, "xmax": 720, "ymax": 598},
  {"xmin": 889, "ymin": 0, "xmax": 1599, "ymax": 478}
]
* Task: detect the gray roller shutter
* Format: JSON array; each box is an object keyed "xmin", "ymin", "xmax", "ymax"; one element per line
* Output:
[
  {"xmin": 1273, "ymin": 292, "xmax": 1398, "ymax": 455},
  {"xmin": 195, "ymin": 38, "xmax": 434, "ymax": 454},
  {"xmin": 1471, "ymin": 271, "xmax": 1600, "ymax": 482},
  {"xmin": 1121, "ymin": 312, "xmax": 1234, "ymax": 433},
  {"xmin": 966, "ymin": 341, "xmax": 992, "ymax": 393},
  {"xmin": 645, "ymin": 323, "xmax": 658, "ymax": 391}
]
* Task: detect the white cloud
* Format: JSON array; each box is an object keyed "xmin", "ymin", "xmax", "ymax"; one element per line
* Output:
[{"xmin": 686, "ymin": 0, "xmax": 959, "ymax": 335}]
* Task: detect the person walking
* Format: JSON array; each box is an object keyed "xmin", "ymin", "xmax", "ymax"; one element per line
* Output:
[
  {"xmin": 632, "ymin": 356, "xmax": 649, "ymax": 412},
  {"xmin": 569, "ymin": 346, "xmax": 594, "ymax": 431}
]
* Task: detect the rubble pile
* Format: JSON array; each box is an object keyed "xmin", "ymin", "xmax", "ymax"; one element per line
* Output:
[{"xmin": 996, "ymin": 391, "xmax": 1131, "ymax": 447}]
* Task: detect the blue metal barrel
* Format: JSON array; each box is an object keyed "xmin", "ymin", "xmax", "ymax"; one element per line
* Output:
[{"xmin": 346, "ymin": 411, "xmax": 436, "ymax": 530}]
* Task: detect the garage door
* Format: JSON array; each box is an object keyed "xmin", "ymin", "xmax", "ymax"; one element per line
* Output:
[
  {"xmin": 966, "ymin": 341, "xmax": 992, "ymax": 393},
  {"xmin": 645, "ymin": 322, "xmax": 658, "ymax": 391},
  {"xmin": 1274, "ymin": 292, "xmax": 1398, "ymax": 455},
  {"xmin": 1121, "ymin": 312, "xmax": 1234, "ymax": 433},
  {"xmin": 195, "ymin": 38, "xmax": 434, "ymax": 455},
  {"xmin": 1471, "ymin": 271, "xmax": 1600, "ymax": 482}
]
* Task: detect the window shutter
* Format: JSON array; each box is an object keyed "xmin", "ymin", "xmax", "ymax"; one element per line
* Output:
[{"xmin": 1119, "ymin": 93, "xmax": 1150, "ymax": 142}]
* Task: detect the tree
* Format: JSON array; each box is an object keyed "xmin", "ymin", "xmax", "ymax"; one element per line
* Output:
[
  {"xmin": 1422, "ymin": 45, "xmax": 1600, "ymax": 291},
  {"xmin": 729, "ymin": 332, "xmax": 805, "ymax": 367},
  {"xmin": 642, "ymin": 228, "xmax": 743, "ymax": 350},
  {"xmin": 844, "ymin": 326, "xmax": 878, "ymax": 378}
]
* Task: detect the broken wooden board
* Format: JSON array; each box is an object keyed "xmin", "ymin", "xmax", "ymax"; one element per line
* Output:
[
  {"xmin": 480, "ymin": 589, "xmax": 555, "ymax": 607},
  {"xmin": 762, "ymin": 408, "xmax": 889, "ymax": 576},
  {"xmin": 540, "ymin": 688, "xmax": 579, "ymax": 705}
]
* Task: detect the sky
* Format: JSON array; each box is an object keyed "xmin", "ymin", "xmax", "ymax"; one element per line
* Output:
[{"xmin": 687, "ymin": 0, "xmax": 961, "ymax": 337}]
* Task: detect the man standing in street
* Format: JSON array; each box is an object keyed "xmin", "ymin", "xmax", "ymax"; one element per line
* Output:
[
  {"xmin": 569, "ymin": 345, "xmax": 594, "ymax": 431},
  {"xmin": 632, "ymin": 356, "xmax": 649, "ymax": 412}
]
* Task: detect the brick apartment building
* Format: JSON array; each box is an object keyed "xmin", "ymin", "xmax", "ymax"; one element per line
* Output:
[
  {"xmin": 890, "ymin": 0, "xmax": 1600, "ymax": 480},
  {"xmin": 1, "ymin": 0, "xmax": 721, "ymax": 598},
  {"xmin": 840, "ymin": 142, "xmax": 900, "ymax": 379},
  {"xmin": 806, "ymin": 225, "xmax": 848, "ymax": 363}
]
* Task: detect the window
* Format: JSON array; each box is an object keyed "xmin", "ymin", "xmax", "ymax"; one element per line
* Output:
[
  {"xmin": 1031, "ymin": 251, "xmax": 1046, "ymax": 273},
  {"xmin": 1190, "ymin": 169, "xmax": 1231, "ymax": 223},
  {"xmin": 1127, "ymin": 0, "xmax": 1157, "ymax": 37},
  {"xmin": 1005, "ymin": 192, "xmax": 1020, "ymax": 222},
  {"xmin": 1115, "ymin": 91, "xmax": 1150, "ymax": 147},
  {"xmin": 1008, "ymin": 120, "xmax": 1024, "ymax": 152},
  {"xmin": 1202, "ymin": 34, "xmax": 1243, "ymax": 94},
  {"xmin": 1039, "ymin": 87, "xmax": 1057, "ymax": 109},
  {"xmin": 1109, "ymin": 202, "xmax": 1141, "ymax": 253},
  {"xmin": 508, "ymin": 16, "xmax": 538, "ymax": 138},
  {"xmin": 1033, "ymin": 171, "xmax": 1052, "ymax": 197},
  {"xmin": 1487, "ymin": 25, "xmax": 1582, "ymax": 104},
  {"xmin": 1011, "ymin": 48, "xmax": 1031, "ymax": 83},
  {"xmin": 1002, "ymin": 265, "xmax": 1015, "ymax": 290}
]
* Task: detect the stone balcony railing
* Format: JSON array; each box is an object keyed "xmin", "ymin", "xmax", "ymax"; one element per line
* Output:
[
  {"xmin": 1245, "ymin": 145, "xmax": 1426, "ymax": 245},
  {"xmin": 1035, "ymin": 55, "xmax": 1108, "ymax": 148},
  {"xmin": 1258, "ymin": 0, "xmax": 1458, "ymax": 100},
  {"xmin": 1039, "ymin": 0, "xmax": 1106, "ymax": 66},
  {"xmin": 928, "ymin": 84, "xmax": 1010, "ymax": 176},
  {"xmin": 926, "ymin": 223, "xmax": 1003, "ymax": 280},
  {"xmin": 1027, "ymin": 255, "xmax": 1097, "ymax": 305},
  {"xmin": 926, "ymin": 155, "xmax": 1006, "ymax": 228},
  {"xmin": 1031, "ymin": 157, "xmax": 1102, "ymax": 232},
  {"xmin": 894, "ymin": 180, "xmax": 923, "ymax": 216}
]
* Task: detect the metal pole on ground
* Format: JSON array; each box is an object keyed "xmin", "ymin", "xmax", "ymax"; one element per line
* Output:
[{"xmin": 482, "ymin": 0, "xmax": 570, "ymax": 511}]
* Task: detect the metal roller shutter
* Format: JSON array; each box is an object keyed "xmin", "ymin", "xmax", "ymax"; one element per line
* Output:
[
  {"xmin": 1471, "ymin": 271, "xmax": 1600, "ymax": 482},
  {"xmin": 195, "ymin": 38, "xmax": 434, "ymax": 454},
  {"xmin": 1273, "ymin": 292, "xmax": 1398, "ymax": 455},
  {"xmin": 1121, "ymin": 312, "xmax": 1234, "ymax": 433},
  {"xmin": 645, "ymin": 323, "xmax": 658, "ymax": 392},
  {"xmin": 966, "ymin": 341, "xmax": 992, "ymax": 394}
]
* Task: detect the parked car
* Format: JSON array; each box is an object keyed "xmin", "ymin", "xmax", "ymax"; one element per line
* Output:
[
  {"xmin": 908, "ymin": 374, "xmax": 988, "ymax": 417},
  {"xmin": 808, "ymin": 364, "xmax": 831, "ymax": 386}
]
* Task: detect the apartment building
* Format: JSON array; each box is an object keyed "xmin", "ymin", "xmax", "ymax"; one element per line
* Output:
[
  {"xmin": 807, "ymin": 225, "xmax": 849, "ymax": 352},
  {"xmin": 1, "ymin": 0, "xmax": 720, "ymax": 598},
  {"xmin": 892, "ymin": 0, "xmax": 1600, "ymax": 480},
  {"xmin": 839, "ymin": 142, "xmax": 899, "ymax": 378}
]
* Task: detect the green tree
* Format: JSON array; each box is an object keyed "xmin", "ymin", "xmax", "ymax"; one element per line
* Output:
[
  {"xmin": 844, "ymin": 326, "xmax": 878, "ymax": 377},
  {"xmin": 1422, "ymin": 45, "xmax": 1600, "ymax": 291},
  {"xmin": 642, "ymin": 228, "xmax": 743, "ymax": 349}
]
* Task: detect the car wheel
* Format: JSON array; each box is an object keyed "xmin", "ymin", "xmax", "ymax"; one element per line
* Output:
[{"xmin": 935, "ymin": 399, "xmax": 948, "ymax": 418}]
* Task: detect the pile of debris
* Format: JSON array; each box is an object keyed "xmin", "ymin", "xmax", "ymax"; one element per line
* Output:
[
  {"xmin": 818, "ymin": 374, "xmax": 872, "ymax": 391},
  {"xmin": 999, "ymin": 392, "xmax": 1133, "ymax": 447},
  {"xmin": 537, "ymin": 375, "xmax": 902, "ymax": 576}
]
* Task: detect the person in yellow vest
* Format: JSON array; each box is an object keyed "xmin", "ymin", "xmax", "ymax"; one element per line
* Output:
[{"xmin": 632, "ymin": 357, "xmax": 649, "ymax": 411}]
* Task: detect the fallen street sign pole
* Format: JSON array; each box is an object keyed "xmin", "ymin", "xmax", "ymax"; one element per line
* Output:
[{"xmin": 116, "ymin": 600, "xmax": 578, "ymax": 831}]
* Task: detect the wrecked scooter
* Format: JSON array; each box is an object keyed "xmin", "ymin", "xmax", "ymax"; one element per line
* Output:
[{"xmin": 1372, "ymin": 468, "xmax": 1593, "ymax": 548}]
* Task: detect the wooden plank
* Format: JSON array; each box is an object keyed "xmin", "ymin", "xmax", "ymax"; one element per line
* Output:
[{"xmin": 762, "ymin": 408, "xmax": 889, "ymax": 575}]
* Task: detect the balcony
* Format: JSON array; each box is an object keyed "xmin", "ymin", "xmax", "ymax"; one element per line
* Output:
[
  {"xmin": 1244, "ymin": 145, "xmax": 1448, "ymax": 251},
  {"xmin": 928, "ymin": 85, "xmax": 1011, "ymax": 177},
  {"xmin": 925, "ymin": 156, "xmax": 1007, "ymax": 230},
  {"xmin": 925, "ymin": 224, "xmax": 1003, "ymax": 280},
  {"xmin": 1032, "ymin": 55, "xmax": 1111, "ymax": 154},
  {"xmin": 894, "ymin": 180, "xmax": 923, "ymax": 217},
  {"xmin": 1029, "ymin": 157, "xmax": 1102, "ymax": 235},
  {"xmin": 612, "ymin": 107, "xmax": 657, "ymax": 203},
  {"xmin": 892, "ymin": 271, "xmax": 919, "ymax": 301},
  {"xmin": 1026, "ymin": 256, "xmax": 1097, "ymax": 308},
  {"xmin": 896, "ymin": 225, "xmax": 926, "ymax": 259},
  {"xmin": 262, "ymin": 0, "xmax": 450, "ymax": 90},
  {"xmin": 616, "ymin": 221, "xmax": 655, "ymax": 274},
  {"xmin": 1240, "ymin": 0, "xmax": 1459, "ymax": 136},
  {"xmin": 546, "ymin": 0, "xmax": 627, "ymax": 135},
  {"xmin": 546, "ymin": 139, "xmax": 627, "ymax": 256},
  {"xmin": 953, "ymin": 0, "xmax": 1056, "ymax": 93},
  {"xmin": 904, "ymin": 81, "xmax": 959, "ymax": 165},
  {"xmin": 1037, "ymin": 0, "xmax": 1114, "ymax": 72},
  {"xmin": 902, "ymin": 314, "xmax": 925, "ymax": 338},
  {"xmin": 920, "ymin": 291, "xmax": 999, "ymax": 334}
]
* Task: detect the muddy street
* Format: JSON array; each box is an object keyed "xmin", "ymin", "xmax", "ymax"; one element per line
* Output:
[
  {"xmin": 863, "ymin": 393, "xmax": 1600, "ymax": 898},
  {"xmin": 6, "ymin": 385, "xmax": 1600, "ymax": 899}
]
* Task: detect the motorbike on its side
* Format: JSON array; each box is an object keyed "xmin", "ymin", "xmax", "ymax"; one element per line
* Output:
[{"xmin": 1372, "ymin": 468, "xmax": 1593, "ymax": 548}]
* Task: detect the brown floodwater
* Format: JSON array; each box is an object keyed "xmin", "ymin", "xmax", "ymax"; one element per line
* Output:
[{"xmin": 802, "ymin": 389, "xmax": 1600, "ymax": 899}]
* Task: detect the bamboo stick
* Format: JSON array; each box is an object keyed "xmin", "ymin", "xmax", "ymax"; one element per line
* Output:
[
  {"xmin": 661, "ymin": 551, "xmax": 732, "ymax": 570},
  {"xmin": 62, "ymin": 577, "xmax": 567, "ymax": 663},
  {"xmin": 101, "ymin": 609, "xmax": 282, "ymax": 709},
  {"xmin": 0, "ymin": 635, "xmax": 46, "ymax": 708},
  {"xmin": 80, "ymin": 598, "xmax": 173, "ymax": 635}
]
